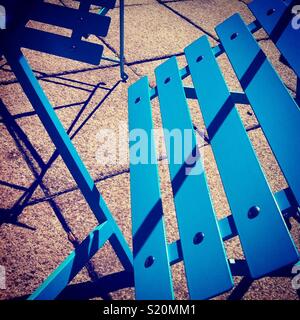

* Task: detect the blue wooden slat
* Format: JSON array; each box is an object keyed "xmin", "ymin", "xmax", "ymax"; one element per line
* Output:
[
  {"xmin": 185, "ymin": 34, "xmax": 298, "ymax": 278},
  {"xmin": 28, "ymin": 221, "xmax": 113, "ymax": 300},
  {"xmin": 10, "ymin": 27, "xmax": 104, "ymax": 65},
  {"xmin": 216, "ymin": 13, "xmax": 300, "ymax": 207},
  {"xmin": 168, "ymin": 187, "xmax": 298, "ymax": 267},
  {"xmin": 29, "ymin": 2, "xmax": 111, "ymax": 37},
  {"xmin": 128, "ymin": 77, "xmax": 174, "ymax": 300},
  {"xmin": 87, "ymin": 0, "xmax": 116, "ymax": 9},
  {"xmin": 155, "ymin": 57, "xmax": 233, "ymax": 299},
  {"xmin": 249, "ymin": 0, "xmax": 300, "ymax": 78}
]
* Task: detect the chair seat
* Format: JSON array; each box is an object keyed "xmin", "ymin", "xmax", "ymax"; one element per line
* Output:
[{"xmin": 128, "ymin": 11, "xmax": 300, "ymax": 300}]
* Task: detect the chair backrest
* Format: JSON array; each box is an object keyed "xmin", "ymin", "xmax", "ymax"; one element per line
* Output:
[
  {"xmin": 128, "ymin": 11, "xmax": 300, "ymax": 300},
  {"xmin": 0, "ymin": 0, "xmax": 116, "ymax": 64},
  {"xmin": 248, "ymin": 0, "xmax": 299, "ymax": 78}
]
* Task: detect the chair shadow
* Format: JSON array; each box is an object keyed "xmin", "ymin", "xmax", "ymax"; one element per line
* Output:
[
  {"xmin": 0, "ymin": 74, "xmax": 121, "ymax": 299},
  {"xmin": 13, "ymin": 270, "xmax": 134, "ymax": 300},
  {"xmin": 156, "ymin": 0, "xmax": 220, "ymax": 42},
  {"xmin": 0, "ymin": 75, "xmax": 119, "ymax": 228},
  {"xmin": 12, "ymin": 262, "xmax": 299, "ymax": 300},
  {"xmin": 228, "ymin": 263, "xmax": 300, "ymax": 300}
]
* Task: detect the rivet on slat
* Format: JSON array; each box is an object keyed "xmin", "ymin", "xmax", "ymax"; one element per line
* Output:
[
  {"xmin": 135, "ymin": 97, "xmax": 141, "ymax": 104},
  {"xmin": 164, "ymin": 77, "xmax": 171, "ymax": 84},
  {"xmin": 144, "ymin": 256, "xmax": 155, "ymax": 268},
  {"xmin": 248, "ymin": 206, "xmax": 261, "ymax": 219},
  {"xmin": 196, "ymin": 55, "xmax": 204, "ymax": 63},
  {"xmin": 230, "ymin": 32, "xmax": 239, "ymax": 40},
  {"xmin": 193, "ymin": 232, "xmax": 205, "ymax": 245},
  {"xmin": 71, "ymin": 44, "xmax": 76, "ymax": 50},
  {"xmin": 267, "ymin": 8, "xmax": 276, "ymax": 16}
]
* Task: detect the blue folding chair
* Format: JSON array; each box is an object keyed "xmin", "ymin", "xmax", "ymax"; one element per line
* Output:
[
  {"xmin": 0, "ymin": 0, "xmax": 132, "ymax": 299},
  {"xmin": 1, "ymin": 0, "xmax": 128, "ymax": 80},
  {"xmin": 1, "ymin": 0, "xmax": 299, "ymax": 300},
  {"xmin": 128, "ymin": 0, "xmax": 300, "ymax": 300}
]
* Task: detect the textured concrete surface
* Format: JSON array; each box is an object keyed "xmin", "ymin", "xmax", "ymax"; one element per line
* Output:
[{"xmin": 0, "ymin": 0, "xmax": 299, "ymax": 300}]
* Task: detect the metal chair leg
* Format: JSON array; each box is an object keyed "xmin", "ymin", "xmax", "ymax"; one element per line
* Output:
[{"xmin": 120, "ymin": 0, "xmax": 128, "ymax": 81}]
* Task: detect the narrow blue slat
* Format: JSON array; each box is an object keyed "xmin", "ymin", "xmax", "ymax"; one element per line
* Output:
[
  {"xmin": 185, "ymin": 35, "xmax": 298, "ymax": 278},
  {"xmin": 28, "ymin": 221, "xmax": 113, "ymax": 300},
  {"xmin": 128, "ymin": 77, "xmax": 174, "ymax": 300},
  {"xmin": 87, "ymin": 0, "xmax": 116, "ymax": 9},
  {"xmin": 11, "ymin": 27, "xmax": 104, "ymax": 65},
  {"xmin": 29, "ymin": 2, "xmax": 111, "ymax": 37},
  {"xmin": 249, "ymin": 0, "xmax": 300, "ymax": 78},
  {"xmin": 216, "ymin": 14, "xmax": 300, "ymax": 207},
  {"xmin": 155, "ymin": 57, "xmax": 233, "ymax": 299}
]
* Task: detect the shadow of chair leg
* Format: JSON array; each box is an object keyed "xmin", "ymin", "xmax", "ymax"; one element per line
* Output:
[{"xmin": 227, "ymin": 276, "xmax": 253, "ymax": 300}]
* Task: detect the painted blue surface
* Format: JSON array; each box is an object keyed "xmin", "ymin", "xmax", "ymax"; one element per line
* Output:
[
  {"xmin": 1, "ymin": 0, "xmax": 299, "ymax": 300},
  {"xmin": 1, "ymin": 0, "xmax": 126, "ymax": 78},
  {"xmin": 154, "ymin": 57, "xmax": 233, "ymax": 299},
  {"xmin": 249, "ymin": 0, "xmax": 300, "ymax": 78},
  {"xmin": 29, "ymin": 2, "xmax": 111, "ymax": 37},
  {"xmin": 28, "ymin": 222, "xmax": 113, "ymax": 300},
  {"xmin": 92, "ymin": 0, "xmax": 116, "ymax": 9},
  {"xmin": 0, "ymin": 0, "xmax": 131, "ymax": 299},
  {"xmin": 128, "ymin": 77, "xmax": 174, "ymax": 300},
  {"xmin": 216, "ymin": 13, "xmax": 300, "ymax": 209},
  {"xmin": 1, "ymin": 47, "xmax": 133, "ymax": 300},
  {"xmin": 185, "ymin": 33, "xmax": 299, "ymax": 278},
  {"xmin": 12, "ymin": 27, "xmax": 105, "ymax": 65},
  {"xmin": 167, "ymin": 187, "xmax": 299, "ymax": 267},
  {"xmin": 128, "ymin": 10, "xmax": 299, "ymax": 299}
]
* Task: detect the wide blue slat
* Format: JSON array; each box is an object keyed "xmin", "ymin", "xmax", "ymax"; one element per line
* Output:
[
  {"xmin": 185, "ymin": 34, "xmax": 298, "ymax": 278},
  {"xmin": 10, "ymin": 27, "xmax": 104, "ymax": 65},
  {"xmin": 128, "ymin": 77, "xmax": 174, "ymax": 300},
  {"xmin": 155, "ymin": 57, "xmax": 233, "ymax": 299},
  {"xmin": 249, "ymin": 0, "xmax": 300, "ymax": 78},
  {"xmin": 216, "ymin": 13, "xmax": 300, "ymax": 207},
  {"xmin": 3, "ymin": 0, "xmax": 115, "ymax": 29},
  {"xmin": 86, "ymin": 0, "xmax": 116, "ymax": 9},
  {"xmin": 29, "ymin": 2, "xmax": 111, "ymax": 37}
]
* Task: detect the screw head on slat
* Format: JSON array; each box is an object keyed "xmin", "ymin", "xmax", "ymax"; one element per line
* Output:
[
  {"xmin": 135, "ymin": 97, "xmax": 141, "ymax": 104},
  {"xmin": 230, "ymin": 32, "xmax": 239, "ymax": 40},
  {"xmin": 193, "ymin": 232, "xmax": 205, "ymax": 245},
  {"xmin": 164, "ymin": 77, "xmax": 171, "ymax": 84},
  {"xmin": 144, "ymin": 256, "xmax": 155, "ymax": 268},
  {"xmin": 248, "ymin": 206, "xmax": 261, "ymax": 219},
  {"xmin": 196, "ymin": 55, "xmax": 204, "ymax": 63},
  {"xmin": 267, "ymin": 8, "xmax": 276, "ymax": 16}
]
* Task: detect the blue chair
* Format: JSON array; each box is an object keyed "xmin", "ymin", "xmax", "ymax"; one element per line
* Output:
[
  {"xmin": 128, "ymin": 0, "xmax": 300, "ymax": 300},
  {"xmin": 2, "ymin": 0, "xmax": 299, "ymax": 300},
  {"xmin": 1, "ymin": 0, "xmax": 128, "ymax": 80},
  {"xmin": 0, "ymin": 0, "xmax": 133, "ymax": 299}
]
